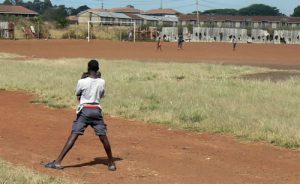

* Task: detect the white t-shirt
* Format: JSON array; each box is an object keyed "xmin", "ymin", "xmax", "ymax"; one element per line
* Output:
[{"xmin": 75, "ymin": 77, "xmax": 105, "ymax": 105}]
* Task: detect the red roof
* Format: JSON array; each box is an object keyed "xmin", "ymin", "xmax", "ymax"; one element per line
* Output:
[
  {"xmin": 0, "ymin": 5, "xmax": 38, "ymax": 15},
  {"xmin": 289, "ymin": 17, "xmax": 300, "ymax": 23},
  {"xmin": 110, "ymin": 7, "xmax": 142, "ymax": 14},
  {"xmin": 179, "ymin": 14, "xmax": 300, "ymax": 23},
  {"xmin": 67, "ymin": 16, "xmax": 78, "ymax": 21},
  {"xmin": 143, "ymin": 8, "xmax": 180, "ymax": 15}
]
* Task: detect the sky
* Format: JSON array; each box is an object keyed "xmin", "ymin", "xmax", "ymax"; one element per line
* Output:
[{"xmin": 48, "ymin": 0, "xmax": 299, "ymax": 16}]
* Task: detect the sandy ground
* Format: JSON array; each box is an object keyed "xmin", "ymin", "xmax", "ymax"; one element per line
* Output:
[
  {"xmin": 0, "ymin": 91, "xmax": 299, "ymax": 184},
  {"xmin": 1, "ymin": 40, "xmax": 300, "ymax": 184},
  {"xmin": 0, "ymin": 40, "xmax": 300, "ymax": 69}
]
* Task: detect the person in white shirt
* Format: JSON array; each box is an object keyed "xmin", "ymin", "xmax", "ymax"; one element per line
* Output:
[
  {"xmin": 233, "ymin": 36, "xmax": 237, "ymax": 51},
  {"xmin": 45, "ymin": 60, "xmax": 116, "ymax": 171}
]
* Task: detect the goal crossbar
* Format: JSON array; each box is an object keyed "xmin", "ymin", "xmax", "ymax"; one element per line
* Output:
[{"xmin": 87, "ymin": 20, "xmax": 136, "ymax": 42}]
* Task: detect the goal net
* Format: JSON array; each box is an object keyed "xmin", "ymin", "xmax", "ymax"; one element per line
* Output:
[{"xmin": 87, "ymin": 21, "xmax": 136, "ymax": 42}]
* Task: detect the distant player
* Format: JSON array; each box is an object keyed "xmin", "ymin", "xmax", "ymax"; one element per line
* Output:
[
  {"xmin": 232, "ymin": 36, "xmax": 237, "ymax": 51},
  {"xmin": 178, "ymin": 34, "xmax": 184, "ymax": 50},
  {"xmin": 157, "ymin": 37, "xmax": 162, "ymax": 51},
  {"xmin": 45, "ymin": 60, "xmax": 116, "ymax": 171}
]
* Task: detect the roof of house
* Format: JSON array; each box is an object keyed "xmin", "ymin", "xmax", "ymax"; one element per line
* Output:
[
  {"xmin": 78, "ymin": 8, "xmax": 109, "ymax": 15},
  {"xmin": 110, "ymin": 6, "xmax": 142, "ymax": 14},
  {"xmin": 67, "ymin": 16, "xmax": 78, "ymax": 21},
  {"xmin": 0, "ymin": 5, "xmax": 38, "ymax": 15},
  {"xmin": 143, "ymin": 8, "xmax": 180, "ymax": 15},
  {"xmin": 94, "ymin": 12, "xmax": 131, "ymax": 19},
  {"xmin": 288, "ymin": 17, "xmax": 300, "ymax": 23},
  {"xmin": 136, "ymin": 14, "xmax": 158, "ymax": 21},
  {"xmin": 179, "ymin": 15, "xmax": 300, "ymax": 23},
  {"xmin": 125, "ymin": 13, "xmax": 143, "ymax": 20}
]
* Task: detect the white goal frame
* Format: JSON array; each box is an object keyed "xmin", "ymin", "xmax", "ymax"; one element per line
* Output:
[{"xmin": 87, "ymin": 20, "xmax": 136, "ymax": 43}]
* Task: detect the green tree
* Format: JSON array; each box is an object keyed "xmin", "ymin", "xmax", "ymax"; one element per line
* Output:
[
  {"xmin": 238, "ymin": 4, "xmax": 284, "ymax": 16},
  {"xmin": 42, "ymin": 5, "xmax": 69, "ymax": 28},
  {"xmin": 67, "ymin": 5, "xmax": 90, "ymax": 16},
  {"xmin": 202, "ymin": 9, "xmax": 238, "ymax": 15},
  {"xmin": 291, "ymin": 5, "xmax": 300, "ymax": 17},
  {"xmin": 2, "ymin": 0, "xmax": 13, "ymax": 5}
]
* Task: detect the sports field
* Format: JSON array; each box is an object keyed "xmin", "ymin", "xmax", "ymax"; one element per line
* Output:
[{"xmin": 0, "ymin": 40, "xmax": 300, "ymax": 184}]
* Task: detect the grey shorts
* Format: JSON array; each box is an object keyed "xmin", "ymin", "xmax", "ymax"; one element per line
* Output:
[{"xmin": 72, "ymin": 107, "xmax": 107, "ymax": 136}]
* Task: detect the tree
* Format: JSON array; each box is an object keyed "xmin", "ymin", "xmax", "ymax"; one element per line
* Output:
[
  {"xmin": 291, "ymin": 5, "xmax": 300, "ymax": 17},
  {"xmin": 2, "ymin": 0, "xmax": 13, "ymax": 5},
  {"xmin": 202, "ymin": 9, "xmax": 238, "ymax": 15},
  {"xmin": 42, "ymin": 5, "xmax": 69, "ymax": 27},
  {"xmin": 238, "ymin": 4, "xmax": 284, "ymax": 16},
  {"xmin": 66, "ymin": 5, "xmax": 90, "ymax": 15}
]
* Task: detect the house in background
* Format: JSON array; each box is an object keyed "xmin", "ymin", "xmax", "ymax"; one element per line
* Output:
[
  {"xmin": 78, "ymin": 9, "xmax": 132, "ymax": 24},
  {"xmin": 179, "ymin": 14, "xmax": 300, "ymax": 29},
  {"xmin": 0, "ymin": 5, "xmax": 38, "ymax": 17}
]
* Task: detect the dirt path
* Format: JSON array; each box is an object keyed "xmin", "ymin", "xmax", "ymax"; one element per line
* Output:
[
  {"xmin": 0, "ymin": 91, "xmax": 299, "ymax": 184},
  {"xmin": 1, "ymin": 40, "xmax": 300, "ymax": 69}
]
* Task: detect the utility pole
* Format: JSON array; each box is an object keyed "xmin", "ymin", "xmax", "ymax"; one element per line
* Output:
[
  {"xmin": 101, "ymin": 0, "xmax": 104, "ymax": 9},
  {"xmin": 160, "ymin": 0, "xmax": 163, "ymax": 9},
  {"xmin": 196, "ymin": 0, "xmax": 199, "ymax": 27}
]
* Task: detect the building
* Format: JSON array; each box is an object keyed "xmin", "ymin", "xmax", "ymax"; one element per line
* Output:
[
  {"xmin": 78, "ymin": 9, "xmax": 132, "ymax": 24},
  {"xmin": 135, "ymin": 14, "xmax": 158, "ymax": 26},
  {"xmin": 0, "ymin": 5, "xmax": 38, "ymax": 17},
  {"xmin": 179, "ymin": 15, "xmax": 300, "ymax": 29},
  {"xmin": 78, "ymin": 8, "xmax": 178, "ymax": 27}
]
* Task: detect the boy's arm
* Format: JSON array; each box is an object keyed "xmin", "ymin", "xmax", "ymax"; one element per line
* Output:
[
  {"xmin": 75, "ymin": 80, "xmax": 82, "ymax": 102},
  {"xmin": 100, "ymin": 80, "xmax": 105, "ymax": 99}
]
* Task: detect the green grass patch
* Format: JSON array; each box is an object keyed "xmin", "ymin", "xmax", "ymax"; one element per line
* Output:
[
  {"xmin": 0, "ymin": 160, "xmax": 83, "ymax": 184},
  {"xmin": 0, "ymin": 53, "xmax": 300, "ymax": 149}
]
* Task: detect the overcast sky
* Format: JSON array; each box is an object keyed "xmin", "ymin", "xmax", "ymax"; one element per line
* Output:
[{"xmin": 47, "ymin": 0, "xmax": 299, "ymax": 16}]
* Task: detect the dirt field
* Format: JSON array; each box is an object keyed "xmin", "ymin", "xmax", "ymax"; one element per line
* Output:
[
  {"xmin": 0, "ymin": 91, "xmax": 299, "ymax": 184},
  {"xmin": 1, "ymin": 40, "xmax": 300, "ymax": 69},
  {"xmin": 1, "ymin": 40, "xmax": 300, "ymax": 183}
]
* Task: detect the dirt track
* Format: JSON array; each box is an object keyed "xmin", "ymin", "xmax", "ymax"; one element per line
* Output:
[
  {"xmin": 1, "ymin": 40, "xmax": 300, "ymax": 183},
  {"xmin": 1, "ymin": 40, "xmax": 300, "ymax": 69},
  {"xmin": 0, "ymin": 91, "xmax": 300, "ymax": 184}
]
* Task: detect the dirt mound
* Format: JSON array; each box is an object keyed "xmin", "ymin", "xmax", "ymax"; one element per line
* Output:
[{"xmin": 0, "ymin": 91, "xmax": 299, "ymax": 184}]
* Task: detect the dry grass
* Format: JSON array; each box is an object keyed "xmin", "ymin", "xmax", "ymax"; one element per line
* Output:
[
  {"xmin": 0, "ymin": 160, "xmax": 83, "ymax": 184},
  {"xmin": 0, "ymin": 53, "xmax": 300, "ymax": 149}
]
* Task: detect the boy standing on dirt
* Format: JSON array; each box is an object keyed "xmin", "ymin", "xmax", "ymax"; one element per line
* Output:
[
  {"xmin": 45, "ymin": 60, "xmax": 116, "ymax": 171},
  {"xmin": 178, "ymin": 33, "xmax": 184, "ymax": 50},
  {"xmin": 233, "ymin": 36, "xmax": 237, "ymax": 51},
  {"xmin": 157, "ymin": 37, "xmax": 162, "ymax": 51}
]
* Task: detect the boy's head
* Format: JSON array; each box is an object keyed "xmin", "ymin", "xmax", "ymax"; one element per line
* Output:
[{"xmin": 88, "ymin": 60, "xmax": 99, "ymax": 72}]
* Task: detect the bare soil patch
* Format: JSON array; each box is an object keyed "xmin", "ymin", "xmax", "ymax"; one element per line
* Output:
[
  {"xmin": 240, "ymin": 71, "xmax": 300, "ymax": 81},
  {"xmin": 1, "ymin": 40, "xmax": 300, "ymax": 69},
  {"xmin": 0, "ymin": 91, "xmax": 299, "ymax": 184}
]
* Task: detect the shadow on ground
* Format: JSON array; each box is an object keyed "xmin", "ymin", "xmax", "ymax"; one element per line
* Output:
[{"xmin": 63, "ymin": 157, "xmax": 123, "ymax": 168}]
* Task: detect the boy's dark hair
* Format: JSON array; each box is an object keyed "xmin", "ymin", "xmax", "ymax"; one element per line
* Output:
[{"xmin": 88, "ymin": 60, "xmax": 99, "ymax": 72}]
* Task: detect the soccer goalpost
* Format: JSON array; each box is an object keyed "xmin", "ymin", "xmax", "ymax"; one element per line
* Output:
[{"xmin": 87, "ymin": 20, "xmax": 136, "ymax": 43}]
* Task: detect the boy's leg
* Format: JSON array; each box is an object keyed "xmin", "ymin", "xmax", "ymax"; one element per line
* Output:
[
  {"xmin": 54, "ymin": 133, "xmax": 79, "ymax": 165},
  {"xmin": 98, "ymin": 135, "xmax": 116, "ymax": 171}
]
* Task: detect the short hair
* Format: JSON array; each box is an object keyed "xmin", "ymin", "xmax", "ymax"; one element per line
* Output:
[{"xmin": 88, "ymin": 60, "xmax": 99, "ymax": 72}]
